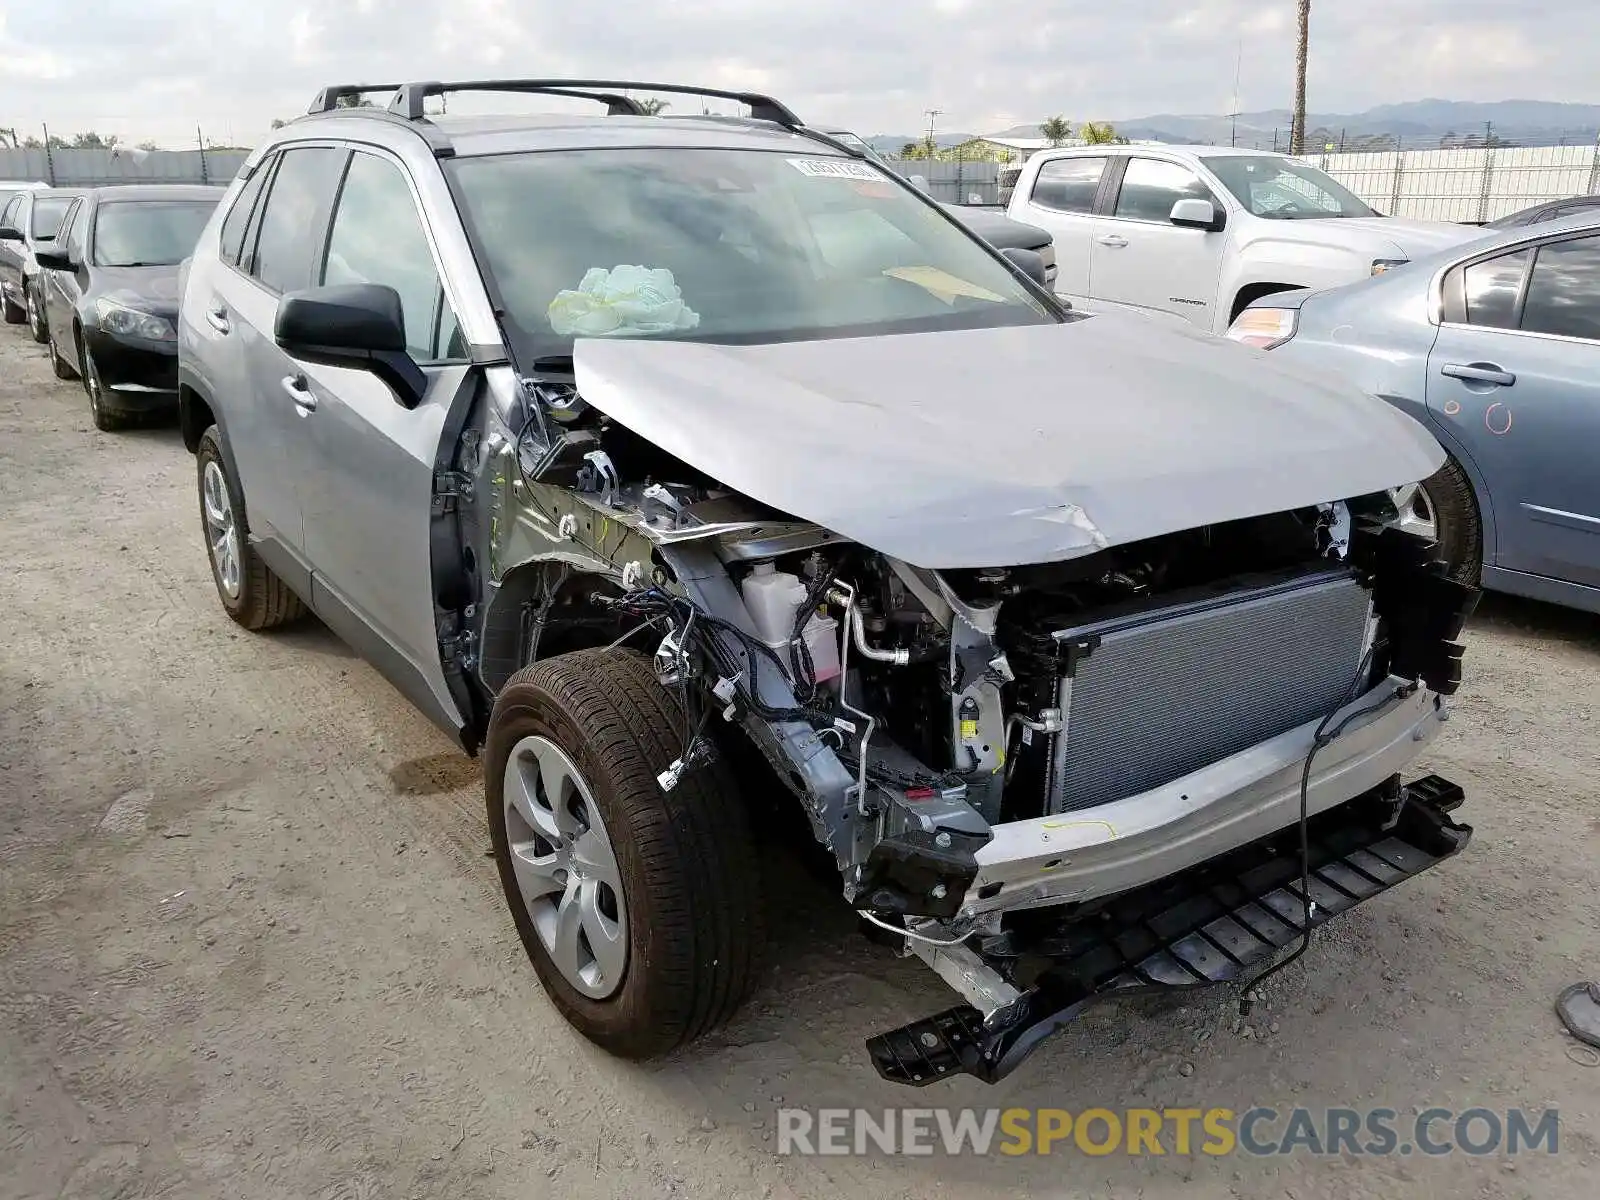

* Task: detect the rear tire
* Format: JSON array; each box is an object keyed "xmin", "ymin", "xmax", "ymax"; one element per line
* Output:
[
  {"xmin": 196, "ymin": 426, "xmax": 306, "ymax": 630},
  {"xmin": 486, "ymin": 648, "xmax": 764, "ymax": 1059},
  {"xmin": 1418, "ymin": 457, "xmax": 1482, "ymax": 587}
]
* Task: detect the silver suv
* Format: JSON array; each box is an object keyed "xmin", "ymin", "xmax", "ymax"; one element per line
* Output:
[{"xmin": 178, "ymin": 79, "xmax": 1478, "ymax": 1085}]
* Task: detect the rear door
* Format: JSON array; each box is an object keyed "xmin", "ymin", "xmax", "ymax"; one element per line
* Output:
[
  {"xmin": 1428, "ymin": 231, "xmax": 1600, "ymax": 587},
  {"xmin": 1089, "ymin": 156, "xmax": 1228, "ymax": 328},
  {"xmin": 205, "ymin": 145, "xmax": 346, "ymax": 569},
  {"xmin": 1008, "ymin": 154, "xmax": 1111, "ymax": 300},
  {"xmin": 290, "ymin": 147, "xmax": 472, "ymax": 732}
]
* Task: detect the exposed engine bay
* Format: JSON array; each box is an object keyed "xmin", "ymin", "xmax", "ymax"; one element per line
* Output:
[{"xmin": 486, "ymin": 391, "xmax": 1475, "ymax": 935}]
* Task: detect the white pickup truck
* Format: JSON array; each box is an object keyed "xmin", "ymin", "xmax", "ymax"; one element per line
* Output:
[{"xmin": 1006, "ymin": 145, "xmax": 1482, "ymax": 333}]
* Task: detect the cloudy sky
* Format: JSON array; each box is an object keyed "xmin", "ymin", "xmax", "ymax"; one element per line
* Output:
[{"xmin": 1, "ymin": 0, "xmax": 1590, "ymax": 147}]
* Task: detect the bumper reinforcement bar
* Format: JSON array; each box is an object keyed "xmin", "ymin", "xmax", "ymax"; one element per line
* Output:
[{"xmin": 866, "ymin": 775, "xmax": 1470, "ymax": 1086}]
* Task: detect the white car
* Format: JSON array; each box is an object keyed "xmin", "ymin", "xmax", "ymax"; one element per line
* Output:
[{"xmin": 1006, "ymin": 145, "xmax": 1482, "ymax": 333}]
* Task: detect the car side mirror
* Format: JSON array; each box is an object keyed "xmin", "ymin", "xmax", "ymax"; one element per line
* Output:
[
  {"xmin": 34, "ymin": 248, "xmax": 74, "ymax": 271},
  {"xmin": 0, "ymin": 225, "xmax": 22, "ymax": 242},
  {"xmin": 1170, "ymin": 197, "xmax": 1225, "ymax": 231},
  {"xmin": 1000, "ymin": 246, "xmax": 1050, "ymax": 289},
  {"xmin": 274, "ymin": 283, "xmax": 426, "ymax": 410}
]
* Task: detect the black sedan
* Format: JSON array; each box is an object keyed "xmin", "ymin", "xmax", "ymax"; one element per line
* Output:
[{"xmin": 37, "ymin": 184, "xmax": 224, "ymax": 430}]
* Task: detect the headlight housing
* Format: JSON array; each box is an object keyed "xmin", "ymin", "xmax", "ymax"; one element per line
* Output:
[
  {"xmin": 95, "ymin": 298, "xmax": 175, "ymax": 342},
  {"xmin": 1225, "ymin": 306, "xmax": 1299, "ymax": 350},
  {"xmin": 1370, "ymin": 257, "xmax": 1409, "ymax": 276}
]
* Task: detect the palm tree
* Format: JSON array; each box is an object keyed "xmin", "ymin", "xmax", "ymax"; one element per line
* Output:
[
  {"xmin": 638, "ymin": 98, "xmax": 671, "ymax": 116},
  {"xmin": 1079, "ymin": 121, "xmax": 1117, "ymax": 145},
  {"xmin": 1040, "ymin": 115, "xmax": 1072, "ymax": 147},
  {"xmin": 1291, "ymin": 0, "xmax": 1311, "ymax": 154}
]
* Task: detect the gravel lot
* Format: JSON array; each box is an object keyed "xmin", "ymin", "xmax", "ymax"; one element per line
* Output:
[{"xmin": 2, "ymin": 318, "xmax": 1598, "ymax": 1200}]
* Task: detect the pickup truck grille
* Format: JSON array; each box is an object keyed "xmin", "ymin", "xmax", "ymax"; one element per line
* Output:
[{"xmin": 1046, "ymin": 569, "xmax": 1373, "ymax": 815}]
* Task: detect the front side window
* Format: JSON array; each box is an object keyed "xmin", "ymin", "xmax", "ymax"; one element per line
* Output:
[
  {"xmin": 219, "ymin": 162, "xmax": 273, "ymax": 267},
  {"xmin": 448, "ymin": 148, "xmax": 1058, "ymax": 362},
  {"xmin": 0, "ymin": 195, "xmax": 20, "ymax": 230},
  {"xmin": 1459, "ymin": 249, "xmax": 1531, "ymax": 329},
  {"xmin": 92, "ymin": 200, "xmax": 220, "ymax": 268},
  {"xmin": 1202, "ymin": 155, "xmax": 1375, "ymax": 219},
  {"xmin": 30, "ymin": 197, "xmax": 73, "ymax": 241},
  {"xmin": 1520, "ymin": 236, "xmax": 1600, "ymax": 341},
  {"xmin": 251, "ymin": 147, "xmax": 344, "ymax": 293},
  {"xmin": 1113, "ymin": 159, "xmax": 1214, "ymax": 222},
  {"xmin": 1029, "ymin": 157, "xmax": 1107, "ymax": 214},
  {"xmin": 321, "ymin": 152, "xmax": 461, "ymax": 361}
]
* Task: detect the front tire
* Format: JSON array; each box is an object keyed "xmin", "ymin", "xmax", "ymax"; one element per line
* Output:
[
  {"xmin": 195, "ymin": 426, "xmax": 306, "ymax": 630},
  {"xmin": 82, "ymin": 348, "xmax": 129, "ymax": 432},
  {"xmin": 1, "ymin": 289, "xmax": 23, "ymax": 325},
  {"xmin": 486, "ymin": 648, "xmax": 764, "ymax": 1059},
  {"xmin": 25, "ymin": 283, "xmax": 48, "ymax": 344},
  {"xmin": 48, "ymin": 328, "xmax": 77, "ymax": 380}
]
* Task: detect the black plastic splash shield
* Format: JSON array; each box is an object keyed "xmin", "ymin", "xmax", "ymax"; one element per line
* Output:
[{"xmin": 866, "ymin": 775, "xmax": 1470, "ymax": 1086}]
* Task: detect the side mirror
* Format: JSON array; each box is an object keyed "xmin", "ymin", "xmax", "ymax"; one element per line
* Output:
[
  {"xmin": 1170, "ymin": 198, "xmax": 1225, "ymax": 231},
  {"xmin": 274, "ymin": 283, "xmax": 426, "ymax": 409},
  {"xmin": 0, "ymin": 225, "xmax": 22, "ymax": 242},
  {"xmin": 1001, "ymin": 246, "xmax": 1050, "ymax": 289},
  {"xmin": 34, "ymin": 248, "xmax": 74, "ymax": 271}
]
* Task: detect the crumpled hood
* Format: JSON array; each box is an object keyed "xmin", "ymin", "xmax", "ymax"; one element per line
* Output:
[
  {"xmin": 572, "ymin": 313, "xmax": 1445, "ymax": 569},
  {"xmin": 1325, "ymin": 216, "xmax": 1484, "ymax": 259}
]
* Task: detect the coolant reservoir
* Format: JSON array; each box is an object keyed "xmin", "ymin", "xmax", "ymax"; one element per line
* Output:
[{"xmin": 741, "ymin": 564, "xmax": 841, "ymax": 686}]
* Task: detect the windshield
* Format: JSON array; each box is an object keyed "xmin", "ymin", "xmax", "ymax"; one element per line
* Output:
[
  {"xmin": 31, "ymin": 197, "xmax": 73, "ymax": 240},
  {"xmin": 447, "ymin": 148, "xmax": 1056, "ymax": 360},
  {"xmin": 92, "ymin": 200, "xmax": 219, "ymax": 267},
  {"xmin": 1202, "ymin": 155, "xmax": 1375, "ymax": 219}
]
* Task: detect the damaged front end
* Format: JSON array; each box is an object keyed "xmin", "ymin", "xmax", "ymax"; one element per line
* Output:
[{"xmin": 471, "ymin": 343, "xmax": 1478, "ymax": 1085}]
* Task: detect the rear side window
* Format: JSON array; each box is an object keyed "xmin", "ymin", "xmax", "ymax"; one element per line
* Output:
[
  {"xmin": 1113, "ymin": 158, "xmax": 1214, "ymax": 222},
  {"xmin": 1030, "ymin": 158, "xmax": 1107, "ymax": 214},
  {"xmin": 320, "ymin": 151, "xmax": 462, "ymax": 361},
  {"xmin": 250, "ymin": 147, "xmax": 344, "ymax": 293},
  {"xmin": 1520, "ymin": 235, "xmax": 1600, "ymax": 342},
  {"xmin": 219, "ymin": 160, "xmax": 273, "ymax": 267}
]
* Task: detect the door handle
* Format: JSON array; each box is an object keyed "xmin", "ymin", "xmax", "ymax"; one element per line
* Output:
[
  {"xmin": 281, "ymin": 373, "xmax": 317, "ymax": 415},
  {"xmin": 205, "ymin": 306, "xmax": 230, "ymax": 334},
  {"xmin": 1441, "ymin": 362, "xmax": 1515, "ymax": 387},
  {"xmin": 1096, "ymin": 234, "xmax": 1129, "ymax": 248}
]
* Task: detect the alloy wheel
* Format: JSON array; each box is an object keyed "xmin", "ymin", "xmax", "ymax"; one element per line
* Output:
[
  {"xmin": 201, "ymin": 460, "xmax": 242, "ymax": 598},
  {"xmin": 1390, "ymin": 481, "xmax": 1438, "ymax": 543},
  {"xmin": 502, "ymin": 735, "xmax": 628, "ymax": 999},
  {"xmin": 25, "ymin": 287, "xmax": 43, "ymax": 339}
]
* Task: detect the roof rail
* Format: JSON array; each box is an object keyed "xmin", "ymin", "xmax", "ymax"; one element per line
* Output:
[
  {"xmin": 308, "ymin": 84, "xmax": 403, "ymax": 114},
  {"xmin": 384, "ymin": 79, "xmax": 803, "ymax": 127}
]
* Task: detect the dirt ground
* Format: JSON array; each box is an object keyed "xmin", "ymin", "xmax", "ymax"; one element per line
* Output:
[{"xmin": 1, "ymin": 319, "xmax": 1597, "ymax": 1200}]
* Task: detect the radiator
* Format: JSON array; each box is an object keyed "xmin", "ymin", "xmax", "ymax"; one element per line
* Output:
[{"xmin": 1046, "ymin": 569, "xmax": 1374, "ymax": 815}]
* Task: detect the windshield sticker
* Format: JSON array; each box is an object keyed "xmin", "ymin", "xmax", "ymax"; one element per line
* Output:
[
  {"xmin": 548, "ymin": 265, "xmax": 701, "ymax": 338},
  {"xmin": 883, "ymin": 266, "xmax": 1007, "ymax": 305},
  {"xmin": 787, "ymin": 158, "xmax": 882, "ymax": 181}
]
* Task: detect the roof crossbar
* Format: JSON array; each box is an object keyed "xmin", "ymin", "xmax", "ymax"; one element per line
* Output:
[
  {"xmin": 308, "ymin": 84, "xmax": 403, "ymax": 114},
  {"xmin": 383, "ymin": 79, "xmax": 803, "ymax": 127}
]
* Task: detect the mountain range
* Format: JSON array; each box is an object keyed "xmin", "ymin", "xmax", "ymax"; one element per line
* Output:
[{"xmin": 866, "ymin": 99, "xmax": 1600, "ymax": 155}]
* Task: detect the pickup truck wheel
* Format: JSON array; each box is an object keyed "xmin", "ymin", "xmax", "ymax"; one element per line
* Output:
[
  {"xmin": 486, "ymin": 648, "xmax": 764, "ymax": 1059},
  {"xmin": 1393, "ymin": 457, "xmax": 1481, "ymax": 586},
  {"xmin": 196, "ymin": 426, "xmax": 306, "ymax": 630}
]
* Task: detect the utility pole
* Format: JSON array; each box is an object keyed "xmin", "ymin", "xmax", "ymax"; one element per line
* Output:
[
  {"xmin": 924, "ymin": 108, "xmax": 943, "ymax": 157},
  {"xmin": 1291, "ymin": 0, "xmax": 1311, "ymax": 154},
  {"xmin": 1230, "ymin": 38, "xmax": 1243, "ymax": 147}
]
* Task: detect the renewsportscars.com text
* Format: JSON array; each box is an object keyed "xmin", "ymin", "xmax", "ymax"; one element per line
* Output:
[{"xmin": 776, "ymin": 1106, "xmax": 1560, "ymax": 1158}]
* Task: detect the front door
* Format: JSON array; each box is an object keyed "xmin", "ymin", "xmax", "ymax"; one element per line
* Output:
[
  {"xmin": 1427, "ymin": 232, "xmax": 1600, "ymax": 588},
  {"xmin": 288, "ymin": 148, "xmax": 471, "ymax": 734},
  {"xmin": 42, "ymin": 199, "xmax": 86, "ymax": 337},
  {"xmin": 1088, "ymin": 157, "xmax": 1227, "ymax": 329},
  {"xmin": 1007, "ymin": 155, "xmax": 1111, "ymax": 301}
]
